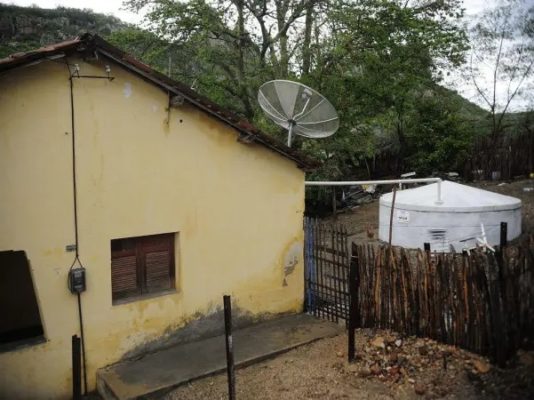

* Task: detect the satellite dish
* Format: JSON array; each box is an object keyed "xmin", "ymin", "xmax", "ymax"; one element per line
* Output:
[{"xmin": 258, "ymin": 80, "xmax": 339, "ymax": 147}]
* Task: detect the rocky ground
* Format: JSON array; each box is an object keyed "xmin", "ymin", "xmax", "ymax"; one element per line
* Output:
[{"xmin": 164, "ymin": 329, "xmax": 534, "ymax": 400}]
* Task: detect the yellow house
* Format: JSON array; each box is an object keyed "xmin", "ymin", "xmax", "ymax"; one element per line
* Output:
[{"xmin": 0, "ymin": 34, "xmax": 315, "ymax": 399}]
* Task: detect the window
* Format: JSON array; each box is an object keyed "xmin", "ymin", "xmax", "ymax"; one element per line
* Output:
[
  {"xmin": 428, "ymin": 229, "xmax": 449, "ymax": 252},
  {"xmin": 111, "ymin": 233, "xmax": 175, "ymax": 303},
  {"xmin": 0, "ymin": 250, "xmax": 45, "ymax": 350}
]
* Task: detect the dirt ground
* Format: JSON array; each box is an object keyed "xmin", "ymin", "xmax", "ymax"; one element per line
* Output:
[
  {"xmin": 164, "ymin": 330, "xmax": 534, "ymax": 400},
  {"xmin": 326, "ymin": 179, "xmax": 534, "ymax": 243}
]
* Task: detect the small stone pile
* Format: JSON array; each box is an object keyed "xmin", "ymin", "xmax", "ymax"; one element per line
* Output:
[{"xmin": 340, "ymin": 329, "xmax": 533, "ymax": 398}]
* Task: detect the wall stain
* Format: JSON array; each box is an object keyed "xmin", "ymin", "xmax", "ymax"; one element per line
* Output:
[
  {"xmin": 281, "ymin": 240, "xmax": 303, "ymax": 286},
  {"xmin": 119, "ymin": 305, "xmax": 259, "ymax": 361}
]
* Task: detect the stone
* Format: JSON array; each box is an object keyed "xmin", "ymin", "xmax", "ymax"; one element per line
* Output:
[
  {"xmin": 370, "ymin": 364, "xmax": 382, "ymax": 375},
  {"xmin": 518, "ymin": 351, "xmax": 534, "ymax": 367},
  {"xmin": 418, "ymin": 345, "xmax": 428, "ymax": 356},
  {"xmin": 435, "ymin": 386, "xmax": 450, "ymax": 397},
  {"xmin": 336, "ymin": 351, "xmax": 344, "ymax": 358},
  {"xmin": 414, "ymin": 382, "xmax": 426, "ymax": 395},
  {"xmin": 346, "ymin": 363, "xmax": 359, "ymax": 373},
  {"xmin": 467, "ymin": 369, "xmax": 482, "ymax": 382},
  {"xmin": 371, "ymin": 336, "xmax": 386, "ymax": 349},
  {"xmin": 473, "ymin": 359, "xmax": 491, "ymax": 374},
  {"xmin": 332, "ymin": 361, "xmax": 344, "ymax": 370},
  {"xmin": 359, "ymin": 367, "xmax": 372, "ymax": 377},
  {"xmin": 395, "ymin": 339, "xmax": 403, "ymax": 348}
]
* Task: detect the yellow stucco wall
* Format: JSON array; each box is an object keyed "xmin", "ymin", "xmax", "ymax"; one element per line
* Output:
[{"xmin": 0, "ymin": 57, "xmax": 305, "ymax": 399}]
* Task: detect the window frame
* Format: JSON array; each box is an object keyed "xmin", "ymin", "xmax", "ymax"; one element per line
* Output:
[{"xmin": 111, "ymin": 233, "xmax": 176, "ymax": 305}]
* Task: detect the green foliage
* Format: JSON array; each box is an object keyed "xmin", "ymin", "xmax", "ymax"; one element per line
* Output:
[
  {"xmin": 301, "ymin": 0, "xmax": 469, "ymax": 178},
  {"xmin": 107, "ymin": 28, "xmax": 200, "ymax": 86},
  {"xmin": 404, "ymin": 91, "xmax": 475, "ymax": 174}
]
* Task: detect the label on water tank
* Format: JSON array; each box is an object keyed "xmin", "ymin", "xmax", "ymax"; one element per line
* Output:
[{"xmin": 396, "ymin": 210, "xmax": 410, "ymax": 223}]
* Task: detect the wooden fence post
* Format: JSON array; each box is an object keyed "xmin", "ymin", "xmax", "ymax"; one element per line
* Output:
[
  {"xmin": 332, "ymin": 187, "xmax": 337, "ymax": 221},
  {"xmin": 348, "ymin": 242, "xmax": 359, "ymax": 363},
  {"xmin": 500, "ymin": 222, "xmax": 508, "ymax": 249},
  {"xmin": 223, "ymin": 295, "xmax": 236, "ymax": 400},
  {"xmin": 72, "ymin": 335, "xmax": 81, "ymax": 400}
]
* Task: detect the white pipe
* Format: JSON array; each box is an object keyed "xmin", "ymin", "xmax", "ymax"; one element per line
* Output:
[{"xmin": 305, "ymin": 178, "xmax": 443, "ymax": 204}]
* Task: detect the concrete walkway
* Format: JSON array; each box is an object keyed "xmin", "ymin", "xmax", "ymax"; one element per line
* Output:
[{"xmin": 96, "ymin": 314, "xmax": 342, "ymax": 400}]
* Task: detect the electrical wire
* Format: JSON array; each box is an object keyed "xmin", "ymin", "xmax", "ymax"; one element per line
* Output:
[
  {"xmin": 65, "ymin": 59, "xmax": 88, "ymax": 395},
  {"xmin": 64, "ymin": 58, "xmax": 115, "ymax": 395}
]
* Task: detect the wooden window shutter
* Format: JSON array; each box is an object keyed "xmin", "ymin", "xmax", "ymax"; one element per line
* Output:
[
  {"xmin": 140, "ymin": 234, "xmax": 175, "ymax": 293},
  {"xmin": 111, "ymin": 240, "xmax": 141, "ymax": 301},
  {"xmin": 0, "ymin": 251, "xmax": 44, "ymax": 344}
]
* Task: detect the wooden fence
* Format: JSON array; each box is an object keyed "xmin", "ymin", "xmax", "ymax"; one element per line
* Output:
[
  {"xmin": 463, "ymin": 129, "xmax": 534, "ymax": 181},
  {"xmin": 353, "ymin": 238, "xmax": 534, "ymax": 366}
]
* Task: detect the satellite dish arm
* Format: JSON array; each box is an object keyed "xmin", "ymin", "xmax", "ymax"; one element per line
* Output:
[
  {"xmin": 293, "ymin": 97, "xmax": 312, "ymax": 120},
  {"xmin": 294, "ymin": 98, "xmax": 325, "ymax": 122}
]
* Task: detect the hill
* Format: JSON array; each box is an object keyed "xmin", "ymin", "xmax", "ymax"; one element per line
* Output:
[{"xmin": 0, "ymin": 3, "xmax": 128, "ymax": 58}]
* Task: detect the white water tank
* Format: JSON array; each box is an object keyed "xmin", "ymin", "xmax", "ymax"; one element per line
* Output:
[{"xmin": 378, "ymin": 181, "xmax": 522, "ymax": 251}]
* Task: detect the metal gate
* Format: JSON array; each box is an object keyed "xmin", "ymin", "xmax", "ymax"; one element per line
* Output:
[{"xmin": 304, "ymin": 217, "xmax": 350, "ymax": 322}]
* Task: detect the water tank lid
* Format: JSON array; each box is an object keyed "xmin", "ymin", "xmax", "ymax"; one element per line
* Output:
[{"xmin": 380, "ymin": 181, "xmax": 522, "ymax": 212}]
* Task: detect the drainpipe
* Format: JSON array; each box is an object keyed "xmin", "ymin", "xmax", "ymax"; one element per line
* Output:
[{"xmin": 305, "ymin": 178, "xmax": 443, "ymax": 204}]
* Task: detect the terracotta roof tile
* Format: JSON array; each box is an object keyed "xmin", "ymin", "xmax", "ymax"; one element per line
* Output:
[{"xmin": 0, "ymin": 37, "xmax": 83, "ymax": 66}]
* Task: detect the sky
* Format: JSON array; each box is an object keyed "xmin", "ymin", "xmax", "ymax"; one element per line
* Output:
[{"xmin": 2, "ymin": 0, "xmax": 531, "ymax": 111}]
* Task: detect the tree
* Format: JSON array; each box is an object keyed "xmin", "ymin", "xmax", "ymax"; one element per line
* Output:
[
  {"xmin": 303, "ymin": 0, "xmax": 468, "ymax": 177},
  {"xmin": 107, "ymin": 28, "xmax": 197, "ymax": 81},
  {"xmin": 404, "ymin": 88, "xmax": 474, "ymax": 175},
  {"xmin": 469, "ymin": 0, "xmax": 534, "ymax": 139},
  {"xmin": 124, "ymin": 0, "xmax": 324, "ymax": 117},
  {"xmin": 123, "ymin": 0, "xmax": 469, "ymax": 182}
]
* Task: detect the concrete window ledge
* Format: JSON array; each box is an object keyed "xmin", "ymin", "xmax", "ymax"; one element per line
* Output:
[{"xmin": 112, "ymin": 288, "xmax": 177, "ymax": 306}]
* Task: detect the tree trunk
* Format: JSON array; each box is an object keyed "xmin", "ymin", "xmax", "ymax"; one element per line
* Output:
[
  {"xmin": 275, "ymin": 0, "xmax": 290, "ymax": 77},
  {"xmin": 301, "ymin": 0, "xmax": 315, "ymax": 76},
  {"xmin": 234, "ymin": 0, "xmax": 253, "ymax": 117},
  {"xmin": 396, "ymin": 111, "xmax": 406, "ymax": 173}
]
